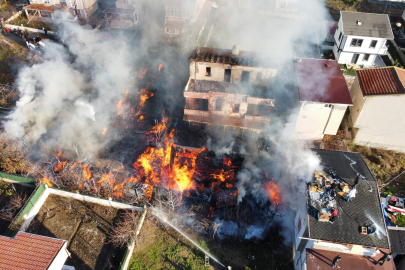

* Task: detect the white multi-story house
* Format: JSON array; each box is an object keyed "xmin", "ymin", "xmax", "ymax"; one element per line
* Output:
[
  {"xmin": 333, "ymin": 11, "xmax": 393, "ymax": 67},
  {"xmin": 294, "ymin": 149, "xmax": 392, "ymax": 270},
  {"xmin": 293, "ymin": 58, "xmax": 353, "ymax": 141},
  {"xmin": 23, "ymin": 0, "xmax": 98, "ymax": 21}
]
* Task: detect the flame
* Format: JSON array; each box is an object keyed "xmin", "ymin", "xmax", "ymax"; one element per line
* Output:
[
  {"xmin": 82, "ymin": 165, "xmax": 92, "ymax": 181},
  {"xmin": 264, "ymin": 179, "xmax": 280, "ymax": 204},
  {"xmin": 116, "ymin": 90, "xmax": 129, "ymax": 116},
  {"xmin": 139, "ymin": 115, "xmax": 144, "ymax": 120},
  {"xmin": 54, "ymin": 161, "xmax": 67, "ymax": 172},
  {"xmin": 138, "ymin": 66, "xmax": 148, "ymax": 79},
  {"xmin": 101, "ymin": 127, "xmax": 108, "ymax": 136},
  {"xmin": 158, "ymin": 64, "xmax": 163, "ymax": 72},
  {"xmin": 41, "ymin": 176, "xmax": 53, "ymax": 187},
  {"xmin": 140, "ymin": 92, "xmax": 154, "ymax": 107}
]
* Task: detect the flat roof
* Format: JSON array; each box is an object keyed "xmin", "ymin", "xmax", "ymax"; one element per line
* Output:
[
  {"xmin": 308, "ymin": 149, "xmax": 389, "ymax": 249},
  {"xmin": 388, "ymin": 227, "xmax": 405, "ymax": 254},
  {"xmin": 294, "ymin": 59, "xmax": 353, "ymax": 105},
  {"xmin": 356, "ymin": 67, "xmax": 405, "ymax": 96},
  {"xmin": 341, "ymin": 11, "xmax": 394, "ymax": 39},
  {"xmin": 306, "ymin": 248, "xmax": 394, "ymax": 270},
  {"xmin": 0, "ymin": 232, "xmax": 65, "ymax": 270}
]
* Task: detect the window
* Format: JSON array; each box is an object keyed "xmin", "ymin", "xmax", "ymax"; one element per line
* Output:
[
  {"xmin": 338, "ymin": 32, "xmax": 342, "ymax": 41},
  {"xmin": 256, "ymin": 72, "xmax": 262, "ymax": 81},
  {"xmin": 233, "ymin": 104, "xmax": 240, "ymax": 113},
  {"xmin": 224, "ymin": 69, "xmax": 231, "ymax": 82},
  {"xmin": 350, "ymin": 39, "xmax": 363, "ymax": 47},
  {"xmin": 215, "ymin": 99, "xmax": 223, "ymax": 111},
  {"xmin": 363, "ymin": 54, "xmax": 370, "ymax": 61},
  {"xmin": 206, "ymin": 67, "xmax": 211, "ymax": 76},
  {"xmin": 185, "ymin": 98, "xmax": 208, "ymax": 111},
  {"xmin": 166, "ymin": 9, "xmax": 170, "ymax": 17},
  {"xmin": 370, "ymin": 40, "xmax": 377, "ymax": 48},
  {"xmin": 241, "ymin": 71, "xmax": 250, "ymax": 83}
]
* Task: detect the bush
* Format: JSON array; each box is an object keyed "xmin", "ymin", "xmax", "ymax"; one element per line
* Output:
[{"xmin": 397, "ymin": 215, "xmax": 405, "ymax": 227}]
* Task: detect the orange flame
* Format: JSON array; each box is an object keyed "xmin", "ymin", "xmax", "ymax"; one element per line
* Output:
[
  {"xmin": 54, "ymin": 161, "xmax": 67, "ymax": 172},
  {"xmin": 140, "ymin": 92, "xmax": 154, "ymax": 107},
  {"xmin": 116, "ymin": 90, "xmax": 129, "ymax": 116},
  {"xmin": 264, "ymin": 179, "xmax": 280, "ymax": 204},
  {"xmin": 101, "ymin": 127, "xmax": 108, "ymax": 136},
  {"xmin": 41, "ymin": 176, "xmax": 53, "ymax": 187},
  {"xmin": 158, "ymin": 64, "xmax": 163, "ymax": 72}
]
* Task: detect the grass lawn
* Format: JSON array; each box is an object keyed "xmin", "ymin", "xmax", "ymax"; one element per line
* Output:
[{"xmin": 130, "ymin": 217, "xmax": 214, "ymax": 270}]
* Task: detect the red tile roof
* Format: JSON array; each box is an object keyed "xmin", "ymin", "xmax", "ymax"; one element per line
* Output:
[
  {"xmin": 306, "ymin": 248, "xmax": 394, "ymax": 270},
  {"xmin": 356, "ymin": 67, "xmax": 405, "ymax": 96},
  {"xmin": 0, "ymin": 232, "xmax": 66, "ymax": 270},
  {"xmin": 294, "ymin": 59, "xmax": 353, "ymax": 105}
]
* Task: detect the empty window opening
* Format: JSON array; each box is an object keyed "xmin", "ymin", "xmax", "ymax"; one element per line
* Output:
[
  {"xmin": 363, "ymin": 54, "xmax": 370, "ymax": 61},
  {"xmin": 350, "ymin": 39, "xmax": 363, "ymax": 47},
  {"xmin": 206, "ymin": 67, "xmax": 211, "ymax": 76},
  {"xmin": 185, "ymin": 98, "xmax": 208, "ymax": 111},
  {"xmin": 256, "ymin": 72, "xmax": 262, "ymax": 81},
  {"xmin": 233, "ymin": 104, "xmax": 240, "ymax": 113},
  {"xmin": 215, "ymin": 99, "xmax": 223, "ymax": 111},
  {"xmin": 224, "ymin": 69, "xmax": 231, "ymax": 82},
  {"xmin": 370, "ymin": 40, "xmax": 377, "ymax": 48},
  {"xmin": 241, "ymin": 71, "xmax": 250, "ymax": 83}
]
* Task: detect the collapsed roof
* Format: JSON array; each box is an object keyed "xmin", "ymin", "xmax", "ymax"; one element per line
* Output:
[{"xmin": 308, "ymin": 149, "xmax": 389, "ymax": 249}]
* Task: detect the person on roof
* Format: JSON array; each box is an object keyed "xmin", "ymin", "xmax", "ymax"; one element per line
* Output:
[
  {"xmin": 329, "ymin": 207, "xmax": 338, "ymax": 223},
  {"xmin": 347, "ymin": 187, "xmax": 356, "ymax": 202}
]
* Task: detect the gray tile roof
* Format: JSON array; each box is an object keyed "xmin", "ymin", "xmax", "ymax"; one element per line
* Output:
[
  {"xmin": 341, "ymin": 11, "xmax": 394, "ymax": 39},
  {"xmin": 308, "ymin": 149, "xmax": 389, "ymax": 249},
  {"xmin": 388, "ymin": 227, "xmax": 405, "ymax": 254}
]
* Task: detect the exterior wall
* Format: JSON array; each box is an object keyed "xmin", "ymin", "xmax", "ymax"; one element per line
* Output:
[
  {"xmin": 293, "ymin": 102, "xmax": 349, "ymax": 140},
  {"xmin": 190, "ymin": 61, "xmax": 277, "ymax": 83},
  {"xmin": 333, "ymin": 16, "xmax": 388, "ymax": 67},
  {"xmin": 348, "ymin": 76, "xmax": 365, "ymax": 126},
  {"xmin": 49, "ymin": 242, "xmax": 69, "ymax": 270},
  {"xmin": 353, "ymin": 94, "xmax": 405, "ymax": 152}
]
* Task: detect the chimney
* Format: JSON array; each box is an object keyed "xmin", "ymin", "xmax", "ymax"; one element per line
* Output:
[
  {"xmin": 232, "ymin": 45, "xmax": 240, "ymax": 56},
  {"xmin": 357, "ymin": 20, "xmax": 362, "ymax": 26}
]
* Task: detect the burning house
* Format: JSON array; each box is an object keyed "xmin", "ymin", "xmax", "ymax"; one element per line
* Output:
[
  {"xmin": 183, "ymin": 46, "xmax": 277, "ymax": 131},
  {"xmin": 294, "ymin": 149, "xmax": 392, "ymax": 270}
]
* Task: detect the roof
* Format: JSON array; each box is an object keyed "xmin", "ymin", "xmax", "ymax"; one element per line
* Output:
[
  {"xmin": 23, "ymin": 4, "xmax": 58, "ymax": 12},
  {"xmin": 186, "ymin": 79, "xmax": 273, "ymax": 98},
  {"xmin": 340, "ymin": 11, "xmax": 394, "ymax": 39},
  {"xmin": 308, "ymin": 149, "xmax": 389, "ymax": 249},
  {"xmin": 189, "ymin": 47, "xmax": 274, "ymax": 68},
  {"xmin": 104, "ymin": 7, "xmax": 135, "ymax": 15},
  {"xmin": 306, "ymin": 248, "xmax": 394, "ymax": 270},
  {"xmin": 388, "ymin": 227, "xmax": 405, "ymax": 254},
  {"xmin": 0, "ymin": 232, "xmax": 66, "ymax": 270},
  {"xmin": 356, "ymin": 67, "xmax": 405, "ymax": 96},
  {"xmin": 294, "ymin": 59, "xmax": 353, "ymax": 104}
]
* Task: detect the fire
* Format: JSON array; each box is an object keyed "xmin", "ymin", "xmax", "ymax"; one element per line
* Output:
[
  {"xmin": 54, "ymin": 161, "xmax": 67, "ymax": 172},
  {"xmin": 139, "ymin": 92, "xmax": 154, "ymax": 107},
  {"xmin": 264, "ymin": 179, "xmax": 280, "ymax": 204},
  {"xmin": 42, "ymin": 176, "xmax": 53, "ymax": 187},
  {"xmin": 139, "ymin": 115, "xmax": 144, "ymax": 120},
  {"xmin": 101, "ymin": 127, "xmax": 108, "ymax": 136},
  {"xmin": 138, "ymin": 66, "xmax": 148, "ymax": 79},
  {"xmin": 158, "ymin": 64, "xmax": 163, "ymax": 72},
  {"xmin": 82, "ymin": 165, "xmax": 92, "ymax": 181},
  {"xmin": 116, "ymin": 90, "xmax": 129, "ymax": 116}
]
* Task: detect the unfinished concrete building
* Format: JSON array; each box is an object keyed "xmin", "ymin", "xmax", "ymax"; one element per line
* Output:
[{"xmin": 183, "ymin": 46, "xmax": 277, "ymax": 130}]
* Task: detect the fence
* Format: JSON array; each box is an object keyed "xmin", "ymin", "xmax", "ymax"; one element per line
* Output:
[{"xmin": 5, "ymin": 183, "xmax": 46, "ymax": 236}]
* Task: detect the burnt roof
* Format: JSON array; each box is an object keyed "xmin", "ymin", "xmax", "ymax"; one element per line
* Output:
[
  {"xmin": 294, "ymin": 59, "xmax": 353, "ymax": 105},
  {"xmin": 356, "ymin": 67, "xmax": 405, "ymax": 96},
  {"xmin": 308, "ymin": 149, "xmax": 389, "ymax": 249},
  {"xmin": 187, "ymin": 79, "xmax": 272, "ymax": 98},
  {"xmin": 388, "ymin": 227, "xmax": 405, "ymax": 254},
  {"xmin": 23, "ymin": 4, "xmax": 58, "ymax": 11},
  {"xmin": 341, "ymin": 11, "xmax": 394, "ymax": 39},
  {"xmin": 189, "ymin": 47, "xmax": 273, "ymax": 67},
  {"xmin": 306, "ymin": 248, "xmax": 394, "ymax": 270}
]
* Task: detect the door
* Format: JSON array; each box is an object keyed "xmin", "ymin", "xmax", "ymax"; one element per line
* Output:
[{"xmin": 351, "ymin": 54, "xmax": 360, "ymax": 64}]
